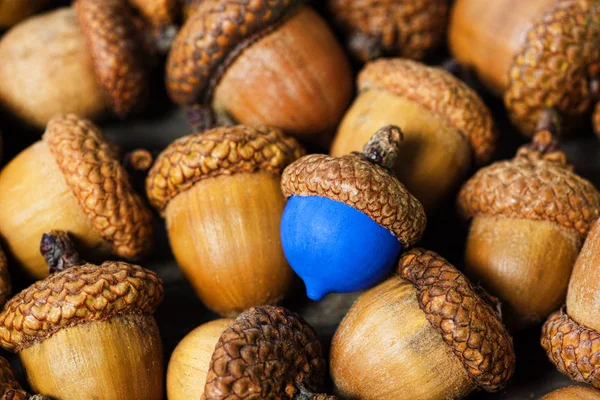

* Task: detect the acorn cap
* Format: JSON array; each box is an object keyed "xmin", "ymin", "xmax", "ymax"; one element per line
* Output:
[
  {"xmin": 166, "ymin": 0, "xmax": 303, "ymax": 106},
  {"xmin": 75, "ymin": 0, "xmax": 149, "ymax": 116},
  {"xmin": 541, "ymin": 308, "xmax": 600, "ymax": 388},
  {"xmin": 327, "ymin": 0, "xmax": 448, "ymax": 62},
  {"xmin": 0, "ymin": 261, "xmax": 163, "ymax": 353},
  {"xmin": 458, "ymin": 132, "xmax": 600, "ymax": 238},
  {"xmin": 43, "ymin": 114, "xmax": 154, "ymax": 260},
  {"xmin": 146, "ymin": 125, "xmax": 304, "ymax": 214},
  {"xmin": 358, "ymin": 59, "xmax": 496, "ymax": 164},
  {"xmin": 281, "ymin": 125, "xmax": 426, "ymax": 247},
  {"xmin": 398, "ymin": 248, "xmax": 515, "ymax": 391},
  {"xmin": 504, "ymin": 0, "xmax": 600, "ymax": 136},
  {"xmin": 204, "ymin": 306, "xmax": 328, "ymax": 400},
  {"xmin": 0, "ymin": 246, "xmax": 10, "ymax": 308}
]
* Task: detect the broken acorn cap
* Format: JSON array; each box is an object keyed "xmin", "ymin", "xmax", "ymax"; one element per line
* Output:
[
  {"xmin": 0, "ymin": 231, "xmax": 164, "ymax": 400},
  {"xmin": 330, "ymin": 248, "xmax": 515, "ymax": 400},
  {"xmin": 281, "ymin": 125, "xmax": 426, "ymax": 300}
]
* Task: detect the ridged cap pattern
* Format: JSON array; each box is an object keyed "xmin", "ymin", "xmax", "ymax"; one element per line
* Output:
[
  {"xmin": 43, "ymin": 114, "xmax": 154, "ymax": 260},
  {"xmin": 166, "ymin": 0, "xmax": 302, "ymax": 106},
  {"xmin": 398, "ymin": 248, "xmax": 515, "ymax": 391},
  {"xmin": 0, "ymin": 247, "xmax": 10, "ymax": 308},
  {"xmin": 281, "ymin": 153, "xmax": 426, "ymax": 247},
  {"xmin": 204, "ymin": 306, "xmax": 326, "ymax": 400},
  {"xmin": 0, "ymin": 261, "xmax": 163, "ymax": 353},
  {"xmin": 146, "ymin": 125, "xmax": 304, "ymax": 213},
  {"xmin": 327, "ymin": 0, "xmax": 448, "ymax": 62},
  {"xmin": 359, "ymin": 59, "xmax": 496, "ymax": 164},
  {"xmin": 129, "ymin": 0, "xmax": 176, "ymax": 26},
  {"xmin": 505, "ymin": 0, "xmax": 600, "ymax": 136},
  {"xmin": 75, "ymin": 0, "xmax": 149, "ymax": 116},
  {"xmin": 541, "ymin": 309, "xmax": 600, "ymax": 388}
]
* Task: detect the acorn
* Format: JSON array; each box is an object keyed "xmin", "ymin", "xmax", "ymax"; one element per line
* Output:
[
  {"xmin": 0, "ymin": 355, "xmax": 50, "ymax": 400},
  {"xmin": 0, "ymin": 1, "xmax": 151, "ymax": 129},
  {"xmin": 167, "ymin": 306, "xmax": 335, "ymax": 400},
  {"xmin": 330, "ymin": 59, "xmax": 496, "ymax": 212},
  {"xmin": 281, "ymin": 125, "xmax": 427, "ymax": 301},
  {"xmin": 166, "ymin": 0, "xmax": 353, "ymax": 141},
  {"xmin": 326, "ymin": 0, "xmax": 449, "ymax": 62},
  {"xmin": 146, "ymin": 125, "xmax": 304, "ymax": 316},
  {"xmin": 0, "ymin": 230, "xmax": 164, "ymax": 400},
  {"xmin": 541, "ymin": 218, "xmax": 600, "ymax": 388},
  {"xmin": 330, "ymin": 248, "xmax": 515, "ymax": 400},
  {"xmin": 542, "ymin": 386, "xmax": 600, "ymax": 400},
  {"xmin": 0, "ymin": 114, "xmax": 153, "ymax": 280},
  {"xmin": 449, "ymin": 0, "xmax": 600, "ymax": 136},
  {"xmin": 458, "ymin": 120, "xmax": 600, "ymax": 330},
  {"xmin": 0, "ymin": 0, "xmax": 47, "ymax": 29}
]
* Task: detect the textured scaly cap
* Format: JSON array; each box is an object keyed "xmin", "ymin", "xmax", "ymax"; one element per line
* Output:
[
  {"xmin": 146, "ymin": 125, "xmax": 304, "ymax": 214},
  {"xmin": 0, "ymin": 246, "xmax": 10, "ymax": 308},
  {"xmin": 458, "ymin": 131, "xmax": 600, "ymax": 238},
  {"xmin": 75, "ymin": 0, "xmax": 150, "ymax": 116},
  {"xmin": 43, "ymin": 114, "xmax": 154, "ymax": 260},
  {"xmin": 327, "ymin": 0, "xmax": 448, "ymax": 62},
  {"xmin": 281, "ymin": 125, "xmax": 426, "ymax": 247},
  {"xmin": 358, "ymin": 59, "xmax": 496, "ymax": 164},
  {"xmin": 504, "ymin": 0, "xmax": 600, "ymax": 136},
  {"xmin": 398, "ymin": 248, "xmax": 515, "ymax": 391},
  {"xmin": 166, "ymin": 0, "xmax": 303, "ymax": 106},
  {"xmin": 0, "ymin": 356, "xmax": 49, "ymax": 400},
  {"xmin": 204, "ymin": 306, "xmax": 330, "ymax": 400},
  {"xmin": 0, "ymin": 261, "xmax": 163, "ymax": 353}
]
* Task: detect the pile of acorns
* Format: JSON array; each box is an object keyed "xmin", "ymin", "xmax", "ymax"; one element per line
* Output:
[{"xmin": 0, "ymin": 0, "xmax": 598, "ymax": 399}]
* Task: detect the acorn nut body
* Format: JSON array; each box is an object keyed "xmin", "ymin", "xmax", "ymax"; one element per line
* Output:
[
  {"xmin": 146, "ymin": 125, "xmax": 303, "ymax": 317},
  {"xmin": 330, "ymin": 249, "xmax": 515, "ymax": 400},
  {"xmin": 167, "ymin": 0, "xmax": 353, "ymax": 141},
  {"xmin": 281, "ymin": 126, "xmax": 426, "ymax": 300},
  {"xmin": 331, "ymin": 59, "xmax": 496, "ymax": 212},
  {"xmin": 0, "ymin": 114, "xmax": 154, "ymax": 279},
  {"xmin": 542, "ymin": 386, "xmax": 600, "ymax": 400},
  {"xmin": 449, "ymin": 0, "xmax": 600, "ymax": 136}
]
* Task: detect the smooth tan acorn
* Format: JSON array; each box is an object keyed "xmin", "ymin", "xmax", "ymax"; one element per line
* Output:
[
  {"xmin": 331, "ymin": 58, "xmax": 496, "ymax": 212},
  {"xmin": 168, "ymin": 306, "xmax": 334, "ymax": 400},
  {"xmin": 166, "ymin": 0, "xmax": 353, "ymax": 141},
  {"xmin": 330, "ymin": 248, "xmax": 515, "ymax": 400},
  {"xmin": 542, "ymin": 386, "xmax": 600, "ymax": 400},
  {"xmin": 0, "ymin": 0, "xmax": 47, "ymax": 29},
  {"xmin": 459, "ymin": 125, "xmax": 600, "ymax": 331},
  {"xmin": 146, "ymin": 125, "xmax": 304, "ymax": 317},
  {"xmin": 0, "ymin": 355, "xmax": 50, "ymax": 400},
  {"xmin": 449, "ymin": 0, "xmax": 600, "ymax": 136},
  {"xmin": 326, "ymin": 0, "xmax": 449, "ymax": 62},
  {"xmin": 0, "ymin": 114, "xmax": 153, "ymax": 280},
  {"xmin": 0, "ymin": 1, "xmax": 151, "ymax": 129}
]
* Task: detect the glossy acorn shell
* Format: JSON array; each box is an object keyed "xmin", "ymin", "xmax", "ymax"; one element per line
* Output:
[{"xmin": 542, "ymin": 386, "xmax": 600, "ymax": 400}]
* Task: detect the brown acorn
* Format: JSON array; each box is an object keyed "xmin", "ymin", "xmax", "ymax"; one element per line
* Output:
[
  {"xmin": 0, "ymin": 0, "xmax": 47, "ymax": 29},
  {"xmin": 542, "ymin": 386, "xmax": 600, "ymax": 400},
  {"xmin": 326, "ymin": 0, "xmax": 449, "ymax": 62},
  {"xmin": 449, "ymin": 0, "xmax": 600, "ymax": 137},
  {"xmin": 0, "ymin": 1, "xmax": 151, "ymax": 129},
  {"xmin": 146, "ymin": 125, "xmax": 303, "ymax": 317},
  {"xmin": 0, "ymin": 114, "xmax": 153, "ymax": 280},
  {"xmin": 0, "ymin": 230, "xmax": 164, "ymax": 400},
  {"xmin": 168, "ymin": 306, "xmax": 334, "ymax": 400},
  {"xmin": 0, "ymin": 356, "xmax": 50, "ymax": 400},
  {"xmin": 331, "ymin": 58, "xmax": 496, "ymax": 212},
  {"xmin": 541, "ymin": 218, "xmax": 600, "ymax": 388},
  {"xmin": 458, "ymin": 122, "xmax": 600, "ymax": 330},
  {"xmin": 166, "ymin": 0, "xmax": 353, "ymax": 141},
  {"xmin": 330, "ymin": 248, "xmax": 515, "ymax": 400}
]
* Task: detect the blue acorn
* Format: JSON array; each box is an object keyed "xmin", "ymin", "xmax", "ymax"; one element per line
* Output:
[{"xmin": 280, "ymin": 125, "xmax": 427, "ymax": 300}]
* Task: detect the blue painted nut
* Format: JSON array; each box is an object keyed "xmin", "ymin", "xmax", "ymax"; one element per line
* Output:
[{"xmin": 280, "ymin": 125, "xmax": 427, "ymax": 300}]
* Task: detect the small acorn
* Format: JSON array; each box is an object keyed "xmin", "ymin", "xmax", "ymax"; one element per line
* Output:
[
  {"xmin": 281, "ymin": 125, "xmax": 427, "ymax": 301},
  {"xmin": 0, "ymin": 0, "xmax": 47, "ymax": 29},
  {"xmin": 541, "ymin": 218, "xmax": 600, "ymax": 388},
  {"xmin": 0, "ymin": 1, "xmax": 151, "ymax": 129},
  {"xmin": 167, "ymin": 306, "xmax": 335, "ymax": 400},
  {"xmin": 449, "ymin": 0, "xmax": 600, "ymax": 136},
  {"xmin": 326, "ymin": 0, "xmax": 449, "ymax": 62},
  {"xmin": 331, "ymin": 59, "xmax": 496, "ymax": 212},
  {"xmin": 0, "ymin": 114, "xmax": 153, "ymax": 279},
  {"xmin": 166, "ymin": 0, "xmax": 353, "ymax": 141},
  {"xmin": 458, "ymin": 118, "xmax": 600, "ymax": 330},
  {"xmin": 0, "ymin": 355, "xmax": 50, "ymax": 400},
  {"xmin": 146, "ymin": 125, "xmax": 304, "ymax": 316},
  {"xmin": 0, "ymin": 230, "xmax": 164, "ymax": 400},
  {"xmin": 542, "ymin": 386, "xmax": 600, "ymax": 400},
  {"xmin": 330, "ymin": 248, "xmax": 515, "ymax": 400}
]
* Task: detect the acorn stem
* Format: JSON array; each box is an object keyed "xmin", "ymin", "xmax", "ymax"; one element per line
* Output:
[
  {"xmin": 124, "ymin": 149, "xmax": 154, "ymax": 172},
  {"xmin": 535, "ymin": 108, "xmax": 561, "ymax": 138},
  {"xmin": 40, "ymin": 230, "xmax": 84, "ymax": 273},
  {"xmin": 360, "ymin": 125, "xmax": 404, "ymax": 169}
]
